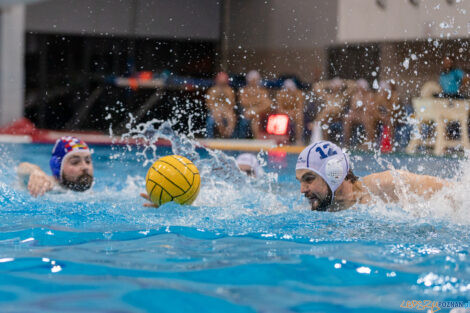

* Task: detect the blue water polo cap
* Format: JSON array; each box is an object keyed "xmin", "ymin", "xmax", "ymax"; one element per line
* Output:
[
  {"xmin": 296, "ymin": 141, "xmax": 350, "ymax": 201},
  {"xmin": 50, "ymin": 136, "xmax": 90, "ymax": 179}
]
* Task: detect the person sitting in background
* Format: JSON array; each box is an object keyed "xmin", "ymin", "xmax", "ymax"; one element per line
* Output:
[
  {"xmin": 237, "ymin": 70, "xmax": 272, "ymax": 139},
  {"xmin": 275, "ymin": 79, "xmax": 305, "ymax": 144},
  {"xmin": 304, "ymin": 86, "xmax": 323, "ymax": 143},
  {"xmin": 385, "ymin": 80, "xmax": 412, "ymax": 148},
  {"xmin": 379, "ymin": 80, "xmax": 403, "ymax": 123},
  {"xmin": 439, "ymin": 56, "xmax": 466, "ymax": 98},
  {"xmin": 236, "ymin": 153, "xmax": 264, "ymax": 178},
  {"xmin": 296, "ymin": 141, "xmax": 451, "ymax": 211},
  {"xmin": 17, "ymin": 136, "xmax": 94, "ymax": 197},
  {"xmin": 373, "ymin": 80, "xmax": 398, "ymax": 140},
  {"xmin": 312, "ymin": 78, "xmax": 349, "ymax": 143},
  {"xmin": 205, "ymin": 72, "xmax": 237, "ymax": 138},
  {"xmin": 343, "ymin": 79, "xmax": 376, "ymax": 147},
  {"xmin": 459, "ymin": 72, "xmax": 470, "ymax": 98}
]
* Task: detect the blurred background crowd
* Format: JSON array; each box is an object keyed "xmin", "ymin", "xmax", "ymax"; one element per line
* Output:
[{"xmin": 204, "ymin": 53, "xmax": 469, "ymax": 149}]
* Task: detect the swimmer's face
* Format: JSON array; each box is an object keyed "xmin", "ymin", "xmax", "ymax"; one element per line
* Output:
[
  {"xmin": 61, "ymin": 152, "xmax": 94, "ymax": 192},
  {"xmin": 296, "ymin": 169, "xmax": 331, "ymax": 211}
]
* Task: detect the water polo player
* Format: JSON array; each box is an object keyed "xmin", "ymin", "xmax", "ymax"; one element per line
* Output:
[
  {"xmin": 236, "ymin": 153, "xmax": 264, "ymax": 178},
  {"xmin": 18, "ymin": 136, "xmax": 94, "ymax": 196},
  {"xmin": 296, "ymin": 141, "xmax": 451, "ymax": 211}
]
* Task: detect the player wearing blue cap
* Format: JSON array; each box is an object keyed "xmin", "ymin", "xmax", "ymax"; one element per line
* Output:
[
  {"xmin": 296, "ymin": 141, "xmax": 450, "ymax": 211},
  {"xmin": 18, "ymin": 136, "xmax": 94, "ymax": 197}
]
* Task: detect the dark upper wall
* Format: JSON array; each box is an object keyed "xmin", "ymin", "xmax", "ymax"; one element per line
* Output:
[
  {"xmin": 227, "ymin": 0, "xmax": 338, "ymax": 50},
  {"xmin": 25, "ymin": 0, "xmax": 221, "ymax": 40}
]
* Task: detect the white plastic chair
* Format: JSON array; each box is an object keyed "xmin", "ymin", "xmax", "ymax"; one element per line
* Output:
[{"xmin": 406, "ymin": 82, "xmax": 470, "ymax": 155}]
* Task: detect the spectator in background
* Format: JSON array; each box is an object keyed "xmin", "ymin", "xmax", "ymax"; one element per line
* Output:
[
  {"xmin": 383, "ymin": 79, "xmax": 411, "ymax": 148},
  {"xmin": 373, "ymin": 81, "xmax": 395, "ymax": 141},
  {"xmin": 439, "ymin": 56, "xmax": 466, "ymax": 98},
  {"xmin": 304, "ymin": 86, "xmax": 322, "ymax": 143},
  {"xmin": 375, "ymin": 80, "xmax": 400, "ymax": 139},
  {"xmin": 343, "ymin": 79, "xmax": 376, "ymax": 147},
  {"xmin": 275, "ymin": 79, "xmax": 305, "ymax": 144},
  {"xmin": 237, "ymin": 70, "xmax": 272, "ymax": 139},
  {"xmin": 312, "ymin": 78, "xmax": 349, "ymax": 143},
  {"xmin": 205, "ymin": 72, "xmax": 236, "ymax": 138},
  {"xmin": 460, "ymin": 73, "xmax": 470, "ymax": 98}
]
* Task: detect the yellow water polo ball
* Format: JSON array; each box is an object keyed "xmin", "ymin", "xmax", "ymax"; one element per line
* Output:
[{"xmin": 145, "ymin": 155, "xmax": 201, "ymax": 206}]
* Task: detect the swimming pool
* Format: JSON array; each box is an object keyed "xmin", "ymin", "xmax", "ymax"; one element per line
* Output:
[{"xmin": 1, "ymin": 129, "xmax": 469, "ymax": 312}]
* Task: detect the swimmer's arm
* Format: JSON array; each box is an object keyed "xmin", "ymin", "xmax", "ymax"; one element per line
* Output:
[
  {"xmin": 364, "ymin": 170, "xmax": 451, "ymax": 201},
  {"xmin": 394, "ymin": 170, "xmax": 451, "ymax": 198},
  {"xmin": 17, "ymin": 162, "xmax": 42, "ymax": 177},
  {"xmin": 17, "ymin": 162, "xmax": 56, "ymax": 197}
]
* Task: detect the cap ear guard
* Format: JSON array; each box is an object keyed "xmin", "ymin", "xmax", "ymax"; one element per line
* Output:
[
  {"xmin": 49, "ymin": 155, "xmax": 62, "ymax": 179},
  {"xmin": 325, "ymin": 156, "xmax": 346, "ymax": 188}
]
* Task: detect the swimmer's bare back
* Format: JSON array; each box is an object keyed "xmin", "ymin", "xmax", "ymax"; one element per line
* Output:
[{"xmin": 361, "ymin": 170, "xmax": 451, "ymax": 203}]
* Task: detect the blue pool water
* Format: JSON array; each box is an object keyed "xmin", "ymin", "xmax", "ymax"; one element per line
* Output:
[{"xmin": 0, "ymin": 135, "xmax": 469, "ymax": 312}]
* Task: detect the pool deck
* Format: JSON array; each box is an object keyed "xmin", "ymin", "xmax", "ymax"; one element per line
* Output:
[
  {"xmin": 0, "ymin": 133, "xmax": 306, "ymax": 154},
  {"xmin": 0, "ymin": 119, "xmax": 306, "ymax": 154}
]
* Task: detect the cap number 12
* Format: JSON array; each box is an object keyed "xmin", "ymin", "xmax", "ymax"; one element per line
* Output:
[{"xmin": 315, "ymin": 143, "xmax": 337, "ymax": 160}]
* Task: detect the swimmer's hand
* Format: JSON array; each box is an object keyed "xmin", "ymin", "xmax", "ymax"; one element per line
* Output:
[
  {"xmin": 140, "ymin": 193, "xmax": 159, "ymax": 208},
  {"xmin": 28, "ymin": 169, "xmax": 54, "ymax": 197}
]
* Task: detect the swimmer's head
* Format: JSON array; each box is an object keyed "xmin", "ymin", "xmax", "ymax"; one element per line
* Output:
[
  {"xmin": 236, "ymin": 153, "xmax": 263, "ymax": 178},
  {"xmin": 50, "ymin": 136, "xmax": 94, "ymax": 192},
  {"xmin": 295, "ymin": 141, "xmax": 350, "ymax": 211}
]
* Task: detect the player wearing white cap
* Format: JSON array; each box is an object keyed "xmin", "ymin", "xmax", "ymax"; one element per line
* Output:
[
  {"xmin": 236, "ymin": 153, "xmax": 264, "ymax": 178},
  {"xmin": 296, "ymin": 141, "xmax": 450, "ymax": 211}
]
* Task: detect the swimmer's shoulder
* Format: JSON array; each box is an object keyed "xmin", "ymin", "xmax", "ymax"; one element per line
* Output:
[
  {"xmin": 362, "ymin": 170, "xmax": 393, "ymax": 187},
  {"xmin": 362, "ymin": 169, "xmax": 428, "ymax": 187},
  {"xmin": 360, "ymin": 170, "xmax": 412, "ymax": 203},
  {"xmin": 363, "ymin": 169, "xmax": 450, "ymax": 196}
]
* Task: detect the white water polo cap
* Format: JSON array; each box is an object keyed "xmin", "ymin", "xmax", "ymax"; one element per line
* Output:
[
  {"xmin": 296, "ymin": 141, "xmax": 350, "ymax": 200},
  {"xmin": 236, "ymin": 153, "xmax": 264, "ymax": 177}
]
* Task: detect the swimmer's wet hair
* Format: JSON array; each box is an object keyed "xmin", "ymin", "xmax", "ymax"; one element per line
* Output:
[{"xmin": 345, "ymin": 169, "xmax": 359, "ymax": 184}]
